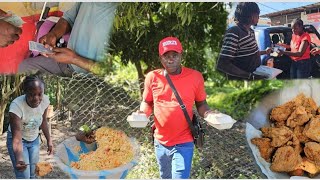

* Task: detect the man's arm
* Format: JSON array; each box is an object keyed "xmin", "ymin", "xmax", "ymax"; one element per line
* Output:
[
  {"xmin": 40, "ymin": 108, "xmax": 53, "ymax": 155},
  {"xmin": 217, "ymin": 56, "xmax": 252, "ymax": 79},
  {"xmin": 49, "ymin": 18, "xmax": 72, "ymax": 39},
  {"xmin": 139, "ymin": 100, "xmax": 153, "ymax": 117},
  {"xmin": 39, "ymin": 2, "xmax": 79, "ymax": 47},
  {"xmin": 195, "ymin": 100, "xmax": 215, "ymax": 119},
  {"xmin": 259, "ymin": 47, "xmax": 272, "ymax": 55},
  {"xmin": 47, "ymin": 47, "xmax": 97, "ymax": 73},
  {"xmin": 39, "ymin": 18, "xmax": 72, "ymax": 47}
]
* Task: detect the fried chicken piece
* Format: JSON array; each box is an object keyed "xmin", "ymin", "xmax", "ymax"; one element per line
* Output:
[
  {"xmin": 269, "ymin": 94, "xmax": 314, "ymax": 123},
  {"xmin": 298, "ymin": 157, "xmax": 320, "ymax": 177},
  {"xmin": 292, "ymin": 134, "xmax": 303, "ymax": 154},
  {"xmin": 35, "ymin": 162, "xmax": 53, "ymax": 177},
  {"xmin": 317, "ymin": 107, "xmax": 320, "ymax": 115},
  {"xmin": 270, "ymin": 101, "xmax": 295, "ymax": 122},
  {"xmin": 274, "ymin": 121, "xmax": 286, "ymax": 128},
  {"xmin": 304, "ymin": 142, "xmax": 320, "ymax": 166},
  {"xmin": 303, "ymin": 97, "xmax": 318, "ymax": 115},
  {"xmin": 288, "ymin": 169, "xmax": 304, "ymax": 176},
  {"xmin": 286, "ymin": 106, "xmax": 311, "ymax": 128},
  {"xmin": 293, "ymin": 126, "xmax": 311, "ymax": 144},
  {"xmin": 303, "ymin": 117, "xmax": 320, "ymax": 143},
  {"xmin": 291, "ymin": 94, "xmax": 317, "ymax": 114},
  {"xmin": 292, "ymin": 94, "xmax": 305, "ymax": 106},
  {"xmin": 261, "ymin": 126, "xmax": 293, "ymax": 147},
  {"xmin": 286, "ymin": 135, "xmax": 303, "ymax": 154},
  {"xmin": 270, "ymin": 146, "xmax": 303, "ymax": 172},
  {"xmin": 251, "ymin": 137, "xmax": 275, "ymax": 162}
]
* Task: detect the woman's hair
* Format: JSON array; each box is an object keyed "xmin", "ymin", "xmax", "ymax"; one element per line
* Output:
[
  {"xmin": 23, "ymin": 75, "xmax": 44, "ymax": 93},
  {"xmin": 291, "ymin": 18, "xmax": 304, "ymax": 28},
  {"xmin": 234, "ymin": 2, "xmax": 260, "ymax": 25}
]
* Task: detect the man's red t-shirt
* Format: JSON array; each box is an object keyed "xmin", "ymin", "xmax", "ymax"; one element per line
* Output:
[
  {"xmin": 290, "ymin": 32, "xmax": 311, "ymax": 61},
  {"xmin": 143, "ymin": 67, "xmax": 207, "ymax": 146}
]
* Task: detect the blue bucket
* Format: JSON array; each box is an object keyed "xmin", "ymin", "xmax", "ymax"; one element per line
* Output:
[{"xmin": 54, "ymin": 137, "xmax": 139, "ymax": 179}]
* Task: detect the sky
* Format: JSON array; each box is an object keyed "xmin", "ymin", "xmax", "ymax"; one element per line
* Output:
[
  {"xmin": 258, "ymin": 2, "xmax": 316, "ymax": 16},
  {"xmin": 228, "ymin": 2, "xmax": 317, "ymax": 18}
]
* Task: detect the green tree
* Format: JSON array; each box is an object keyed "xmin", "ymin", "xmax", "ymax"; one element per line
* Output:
[
  {"xmin": 0, "ymin": 75, "xmax": 24, "ymax": 134},
  {"xmin": 108, "ymin": 2, "xmax": 228, "ymax": 85}
]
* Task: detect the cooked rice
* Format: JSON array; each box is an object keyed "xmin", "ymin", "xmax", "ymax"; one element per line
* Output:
[{"xmin": 70, "ymin": 127, "xmax": 134, "ymax": 170}]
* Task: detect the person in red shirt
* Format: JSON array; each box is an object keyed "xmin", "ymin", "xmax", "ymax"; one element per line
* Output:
[
  {"xmin": 278, "ymin": 18, "xmax": 311, "ymax": 79},
  {"xmin": 139, "ymin": 36, "xmax": 219, "ymax": 179}
]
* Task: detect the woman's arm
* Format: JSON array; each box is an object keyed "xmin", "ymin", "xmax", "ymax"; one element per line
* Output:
[
  {"xmin": 40, "ymin": 108, "xmax": 53, "ymax": 155},
  {"xmin": 282, "ymin": 40, "xmax": 309, "ymax": 57},
  {"xmin": 9, "ymin": 112, "xmax": 27, "ymax": 171}
]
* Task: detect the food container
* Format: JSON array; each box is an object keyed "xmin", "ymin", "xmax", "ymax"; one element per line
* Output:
[
  {"xmin": 54, "ymin": 137, "xmax": 139, "ymax": 179},
  {"xmin": 205, "ymin": 113, "xmax": 236, "ymax": 130},
  {"xmin": 127, "ymin": 112, "xmax": 150, "ymax": 128}
]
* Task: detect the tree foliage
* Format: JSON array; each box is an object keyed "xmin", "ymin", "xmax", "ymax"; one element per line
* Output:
[{"xmin": 109, "ymin": 2, "xmax": 228, "ymax": 82}]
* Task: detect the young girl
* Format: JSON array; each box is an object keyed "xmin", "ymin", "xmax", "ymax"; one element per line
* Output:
[{"xmin": 6, "ymin": 75, "xmax": 53, "ymax": 179}]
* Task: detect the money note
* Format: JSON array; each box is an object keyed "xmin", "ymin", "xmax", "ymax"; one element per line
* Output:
[
  {"xmin": 29, "ymin": 41, "xmax": 54, "ymax": 54},
  {"xmin": 0, "ymin": 11, "xmax": 25, "ymax": 27}
]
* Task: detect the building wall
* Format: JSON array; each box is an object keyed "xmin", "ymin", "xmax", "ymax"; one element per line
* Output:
[
  {"xmin": 269, "ymin": 11, "xmax": 320, "ymax": 26},
  {"xmin": 302, "ymin": 12, "xmax": 320, "ymax": 23},
  {"xmin": 270, "ymin": 12, "xmax": 301, "ymax": 26}
]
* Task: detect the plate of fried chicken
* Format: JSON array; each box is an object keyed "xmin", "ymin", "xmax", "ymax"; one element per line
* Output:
[{"xmin": 247, "ymin": 89, "xmax": 320, "ymax": 179}]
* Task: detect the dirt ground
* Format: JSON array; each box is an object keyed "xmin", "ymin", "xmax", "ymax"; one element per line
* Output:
[{"xmin": 0, "ymin": 121, "xmax": 75, "ymax": 179}]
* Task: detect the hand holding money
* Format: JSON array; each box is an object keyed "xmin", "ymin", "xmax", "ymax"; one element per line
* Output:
[
  {"xmin": 39, "ymin": 32, "xmax": 58, "ymax": 48},
  {"xmin": 0, "ymin": 9, "xmax": 22, "ymax": 47},
  {"xmin": 47, "ymin": 47, "xmax": 78, "ymax": 64},
  {"xmin": 29, "ymin": 41, "xmax": 54, "ymax": 56}
]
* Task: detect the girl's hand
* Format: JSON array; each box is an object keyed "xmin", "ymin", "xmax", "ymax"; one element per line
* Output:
[
  {"xmin": 16, "ymin": 161, "xmax": 27, "ymax": 171},
  {"xmin": 47, "ymin": 142, "xmax": 54, "ymax": 155}
]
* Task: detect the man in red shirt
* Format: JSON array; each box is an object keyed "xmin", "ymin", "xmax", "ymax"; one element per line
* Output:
[{"xmin": 139, "ymin": 36, "xmax": 218, "ymax": 179}]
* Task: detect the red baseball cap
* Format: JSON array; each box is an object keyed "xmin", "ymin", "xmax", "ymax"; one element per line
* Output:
[{"xmin": 158, "ymin": 37, "xmax": 183, "ymax": 56}]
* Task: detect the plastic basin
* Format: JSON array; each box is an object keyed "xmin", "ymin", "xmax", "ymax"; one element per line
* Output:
[{"xmin": 54, "ymin": 136, "xmax": 139, "ymax": 179}]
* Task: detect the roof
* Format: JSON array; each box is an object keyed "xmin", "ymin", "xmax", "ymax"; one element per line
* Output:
[
  {"xmin": 261, "ymin": 3, "xmax": 320, "ymax": 18},
  {"xmin": 253, "ymin": 26, "xmax": 291, "ymax": 31}
]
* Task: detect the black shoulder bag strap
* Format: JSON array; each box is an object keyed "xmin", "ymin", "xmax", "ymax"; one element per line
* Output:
[{"xmin": 163, "ymin": 70, "xmax": 198, "ymax": 138}]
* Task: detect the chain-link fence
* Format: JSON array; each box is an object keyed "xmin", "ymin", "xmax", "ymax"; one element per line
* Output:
[{"xmin": 43, "ymin": 73, "xmax": 264, "ymax": 179}]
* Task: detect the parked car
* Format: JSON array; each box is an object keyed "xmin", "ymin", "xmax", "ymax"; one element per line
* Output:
[{"xmin": 253, "ymin": 24, "xmax": 320, "ymax": 79}]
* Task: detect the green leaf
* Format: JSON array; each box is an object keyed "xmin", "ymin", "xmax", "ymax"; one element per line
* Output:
[{"xmin": 79, "ymin": 124, "xmax": 91, "ymax": 133}]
